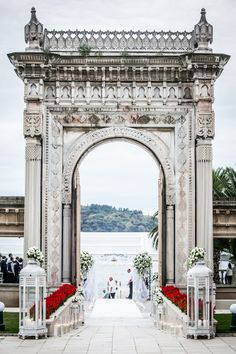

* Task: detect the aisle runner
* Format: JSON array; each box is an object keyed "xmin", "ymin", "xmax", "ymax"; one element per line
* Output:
[{"xmin": 90, "ymin": 299, "xmax": 142, "ymax": 318}]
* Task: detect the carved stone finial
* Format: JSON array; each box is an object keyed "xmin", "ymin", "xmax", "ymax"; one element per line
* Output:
[
  {"xmin": 194, "ymin": 8, "xmax": 213, "ymax": 52},
  {"xmin": 24, "ymin": 7, "xmax": 43, "ymax": 50}
]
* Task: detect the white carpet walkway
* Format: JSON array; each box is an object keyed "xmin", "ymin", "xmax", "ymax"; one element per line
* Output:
[
  {"xmin": 89, "ymin": 299, "xmax": 142, "ymax": 318},
  {"xmin": 2, "ymin": 300, "xmax": 236, "ymax": 353}
]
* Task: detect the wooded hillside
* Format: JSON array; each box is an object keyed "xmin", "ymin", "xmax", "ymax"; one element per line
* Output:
[{"xmin": 81, "ymin": 204, "xmax": 155, "ymax": 232}]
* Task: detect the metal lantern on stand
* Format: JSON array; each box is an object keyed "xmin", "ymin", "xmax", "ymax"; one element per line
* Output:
[
  {"xmin": 187, "ymin": 260, "xmax": 215, "ymax": 339},
  {"xmin": 19, "ymin": 258, "xmax": 47, "ymax": 339}
]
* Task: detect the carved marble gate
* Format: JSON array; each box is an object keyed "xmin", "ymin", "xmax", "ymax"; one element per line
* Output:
[{"xmin": 8, "ymin": 8, "xmax": 229, "ymax": 287}]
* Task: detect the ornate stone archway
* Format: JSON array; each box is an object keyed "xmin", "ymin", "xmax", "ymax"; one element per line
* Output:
[
  {"xmin": 8, "ymin": 8, "xmax": 229, "ymax": 288},
  {"xmin": 63, "ymin": 126, "xmax": 175, "ymax": 205},
  {"xmin": 62, "ymin": 126, "xmax": 175, "ymax": 285}
]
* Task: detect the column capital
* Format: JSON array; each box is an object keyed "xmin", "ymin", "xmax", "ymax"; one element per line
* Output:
[
  {"xmin": 196, "ymin": 139, "xmax": 212, "ymax": 163},
  {"xmin": 196, "ymin": 110, "xmax": 215, "ymax": 140},
  {"xmin": 24, "ymin": 111, "xmax": 43, "ymax": 138},
  {"xmin": 25, "ymin": 137, "xmax": 41, "ymax": 162},
  {"xmin": 64, "ymin": 204, "xmax": 71, "ymax": 209},
  {"xmin": 166, "ymin": 204, "xmax": 174, "ymax": 210}
]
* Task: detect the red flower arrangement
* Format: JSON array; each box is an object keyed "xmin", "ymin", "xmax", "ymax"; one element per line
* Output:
[
  {"xmin": 161, "ymin": 285, "xmax": 187, "ymax": 314},
  {"xmin": 46, "ymin": 283, "xmax": 77, "ymax": 319}
]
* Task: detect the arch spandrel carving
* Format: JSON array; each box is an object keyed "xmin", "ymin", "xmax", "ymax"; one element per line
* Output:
[{"xmin": 62, "ymin": 126, "xmax": 175, "ymax": 206}]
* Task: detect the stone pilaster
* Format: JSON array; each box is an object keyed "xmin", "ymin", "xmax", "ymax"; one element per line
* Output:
[
  {"xmin": 157, "ymin": 171, "xmax": 163, "ymax": 285},
  {"xmin": 24, "ymin": 137, "xmax": 42, "ymax": 256},
  {"xmin": 166, "ymin": 205, "xmax": 175, "ymax": 283},
  {"xmin": 196, "ymin": 139, "xmax": 213, "ymax": 268},
  {"xmin": 76, "ymin": 173, "xmax": 81, "ymax": 286},
  {"xmin": 62, "ymin": 204, "xmax": 72, "ymax": 283}
]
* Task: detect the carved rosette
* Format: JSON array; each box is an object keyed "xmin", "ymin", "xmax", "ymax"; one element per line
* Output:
[
  {"xmin": 24, "ymin": 112, "xmax": 42, "ymax": 137},
  {"xmin": 196, "ymin": 112, "xmax": 215, "ymax": 139}
]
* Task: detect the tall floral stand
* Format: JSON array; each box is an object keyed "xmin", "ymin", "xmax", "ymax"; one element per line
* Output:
[
  {"xmin": 70, "ymin": 302, "xmax": 84, "ymax": 329},
  {"xmin": 19, "ymin": 258, "xmax": 47, "ymax": 339}
]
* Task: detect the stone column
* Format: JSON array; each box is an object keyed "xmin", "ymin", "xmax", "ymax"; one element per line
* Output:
[
  {"xmin": 196, "ymin": 139, "xmax": 213, "ymax": 268},
  {"xmin": 76, "ymin": 173, "xmax": 81, "ymax": 286},
  {"xmin": 24, "ymin": 137, "xmax": 42, "ymax": 255},
  {"xmin": 166, "ymin": 205, "xmax": 175, "ymax": 283},
  {"xmin": 158, "ymin": 172, "xmax": 163, "ymax": 285},
  {"xmin": 62, "ymin": 204, "xmax": 72, "ymax": 283}
]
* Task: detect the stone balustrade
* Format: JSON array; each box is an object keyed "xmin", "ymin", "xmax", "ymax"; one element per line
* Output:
[
  {"xmin": 44, "ymin": 30, "xmax": 194, "ymax": 53},
  {"xmin": 46, "ymin": 297, "xmax": 84, "ymax": 337},
  {"xmin": 153, "ymin": 297, "xmax": 187, "ymax": 337}
]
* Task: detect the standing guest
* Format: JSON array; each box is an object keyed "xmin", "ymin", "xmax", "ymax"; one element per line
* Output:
[
  {"xmin": 0, "ymin": 256, "xmax": 7, "ymax": 283},
  {"xmin": 127, "ymin": 268, "xmax": 133, "ymax": 299},
  {"xmin": 108, "ymin": 276, "xmax": 116, "ymax": 299},
  {"xmin": 7, "ymin": 256, "xmax": 15, "ymax": 283},
  {"xmin": 14, "ymin": 258, "xmax": 22, "ymax": 283},
  {"xmin": 226, "ymin": 262, "xmax": 233, "ymax": 285},
  {"xmin": 6, "ymin": 253, "xmax": 13, "ymax": 264}
]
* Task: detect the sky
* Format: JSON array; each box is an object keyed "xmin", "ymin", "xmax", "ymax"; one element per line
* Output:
[{"xmin": 0, "ymin": 0, "xmax": 235, "ymax": 214}]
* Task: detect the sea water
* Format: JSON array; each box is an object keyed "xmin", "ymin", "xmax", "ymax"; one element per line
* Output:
[{"xmin": 0, "ymin": 232, "xmax": 157, "ymax": 297}]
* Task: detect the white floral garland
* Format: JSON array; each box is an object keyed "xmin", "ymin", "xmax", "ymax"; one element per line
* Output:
[
  {"xmin": 80, "ymin": 251, "xmax": 94, "ymax": 276},
  {"xmin": 152, "ymin": 287, "xmax": 163, "ymax": 305},
  {"xmin": 187, "ymin": 246, "xmax": 206, "ymax": 268},
  {"xmin": 26, "ymin": 246, "xmax": 44, "ymax": 263},
  {"xmin": 72, "ymin": 285, "xmax": 85, "ymax": 304},
  {"xmin": 133, "ymin": 251, "xmax": 152, "ymax": 276}
]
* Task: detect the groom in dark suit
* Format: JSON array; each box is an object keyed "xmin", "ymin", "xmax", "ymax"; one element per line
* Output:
[{"xmin": 127, "ymin": 268, "xmax": 133, "ymax": 299}]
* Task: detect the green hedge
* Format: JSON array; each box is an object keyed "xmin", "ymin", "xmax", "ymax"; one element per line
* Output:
[
  {"xmin": 0, "ymin": 312, "xmax": 19, "ymax": 334},
  {"xmin": 215, "ymin": 314, "xmax": 235, "ymax": 333}
]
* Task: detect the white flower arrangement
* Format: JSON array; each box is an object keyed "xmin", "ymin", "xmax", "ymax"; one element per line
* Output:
[
  {"xmin": 80, "ymin": 251, "xmax": 94, "ymax": 276},
  {"xmin": 133, "ymin": 252, "xmax": 152, "ymax": 276},
  {"xmin": 72, "ymin": 285, "xmax": 85, "ymax": 304},
  {"xmin": 26, "ymin": 246, "xmax": 44, "ymax": 263},
  {"xmin": 187, "ymin": 246, "xmax": 206, "ymax": 268},
  {"xmin": 152, "ymin": 287, "xmax": 163, "ymax": 305}
]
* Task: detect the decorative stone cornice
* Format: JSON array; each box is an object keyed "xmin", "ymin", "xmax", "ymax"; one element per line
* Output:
[{"xmin": 8, "ymin": 52, "xmax": 230, "ymax": 86}]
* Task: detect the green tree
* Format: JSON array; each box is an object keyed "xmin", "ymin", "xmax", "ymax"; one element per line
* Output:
[
  {"xmin": 149, "ymin": 211, "xmax": 158, "ymax": 250},
  {"xmin": 213, "ymin": 167, "xmax": 236, "ymax": 200}
]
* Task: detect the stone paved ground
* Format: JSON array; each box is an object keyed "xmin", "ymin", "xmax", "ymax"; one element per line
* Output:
[{"xmin": 1, "ymin": 300, "xmax": 236, "ymax": 354}]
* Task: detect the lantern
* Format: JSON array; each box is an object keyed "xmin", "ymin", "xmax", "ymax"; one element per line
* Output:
[
  {"xmin": 187, "ymin": 260, "xmax": 215, "ymax": 339},
  {"xmin": 18, "ymin": 259, "xmax": 47, "ymax": 339}
]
